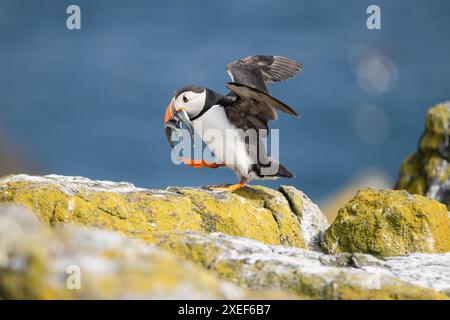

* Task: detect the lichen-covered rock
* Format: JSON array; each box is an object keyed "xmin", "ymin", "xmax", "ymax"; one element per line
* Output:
[
  {"xmin": 0, "ymin": 174, "xmax": 327, "ymax": 249},
  {"xmin": 321, "ymin": 169, "xmax": 392, "ymax": 222},
  {"xmin": 278, "ymin": 186, "xmax": 329, "ymax": 250},
  {"xmin": 2, "ymin": 174, "xmax": 449, "ymax": 300},
  {"xmin": 146, "ymin": 231, "xmax": 448, "ymax": 300},
  {"xmin": 322, "ymin": 188, "xmax": 450, "ymax": 258},
  {"xmin": 396, "ymin": 101, "xmax": 450, "ymax": 206},
  {"xmin": 1, "ymin": 202, "xmax": 449, "ymax": 300},
  {"xmin": 0, "ymin": 205, "xmax": 283, "ymax": 299}
]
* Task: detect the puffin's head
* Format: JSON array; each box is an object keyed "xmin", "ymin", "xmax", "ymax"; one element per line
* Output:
[
  {"xmin": 164, "ymin": 85, "xmax": 207, "ymax": 147},
  {"xmin": 164, "ymin": 86, "xmax": 207, "ymax": 124},
  {"xmin": 173, "ymin": 86, "xmax": 207, "ymax": 118}
]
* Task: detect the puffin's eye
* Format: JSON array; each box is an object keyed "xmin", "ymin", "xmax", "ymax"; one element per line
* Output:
[{"xmin": 183, "ymin": 96, "xmax": 189, "ymax": 103}]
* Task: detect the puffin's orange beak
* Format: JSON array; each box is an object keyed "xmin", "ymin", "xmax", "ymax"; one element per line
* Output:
[{"xmin": 164, "ymin": 97, "xmax": 175, "ymax": 124}]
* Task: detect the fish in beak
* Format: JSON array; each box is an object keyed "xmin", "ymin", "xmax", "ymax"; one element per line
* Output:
[{"xmin": 164, "ymin": 97, "xmax": 195, "ymax": 147}]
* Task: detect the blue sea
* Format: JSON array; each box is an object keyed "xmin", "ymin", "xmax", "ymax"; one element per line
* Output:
[{"xmin": 0, "ymin": 0, "xmax": 449, "ymax": 201}]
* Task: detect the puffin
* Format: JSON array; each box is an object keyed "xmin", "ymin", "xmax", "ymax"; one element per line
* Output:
[{"xmin": 164, "ymin": 55, "xmax": 302, "ymax": 191}]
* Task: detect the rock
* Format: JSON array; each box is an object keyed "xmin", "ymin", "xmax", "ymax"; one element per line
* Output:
[
  {"xmin": 321, "ymin": 169, "xmax": 392, "ymax": 222},
  {"xmin": 382, "ymin": 253, "xmax": 450, "ymax": 295},
  {"xmin": 396, "ymin": 101, "xmax": 450, "ymax": 206},
  {"xmin": 278, "ymin": 186, "xmax": 329, "ymax": 250},
  {"xmin": 1, "ymin": 174, "xmax": 449, "ymax": 300},
  {"xmin": 322, "ymin": 188, "xmax": 450, "ymax": 258},
  {"xmin": 0, "ymin": 174, "xmax": 328, "ymax": 250},
  {"xmin": 0, "ymin": 205, "xmax": 285, "ymax": 299},
  {"xmin": 148, "ymin": 231, "xmax": 448, "ymax": 299}
]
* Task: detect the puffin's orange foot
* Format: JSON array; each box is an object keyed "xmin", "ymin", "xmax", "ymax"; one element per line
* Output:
[
  {"xmin": 179, "ymin": 158, "xmax": 223, "ymax": 169},
  {"xmin": 208, "ymin": 181, "xmax": 246, "ymax": 192}
]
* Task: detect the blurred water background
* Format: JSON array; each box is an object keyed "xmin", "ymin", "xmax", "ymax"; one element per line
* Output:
[{"xmin": 0, "ymin": 0, "xmax": 449, "ymax": 202}]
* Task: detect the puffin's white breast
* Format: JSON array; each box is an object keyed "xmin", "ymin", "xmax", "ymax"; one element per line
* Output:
[{"xmin": 192, "ymin": 105, "xmax": 252, "ymax": 177}]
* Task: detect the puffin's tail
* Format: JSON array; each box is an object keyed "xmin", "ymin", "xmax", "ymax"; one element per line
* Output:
[
  {"xmin": 276, "ymin": 163, "xmax": 295, "ymax": 179},
  {"xmin": 253, "ymin": 162, "xmax": 295, "ymax": 179}
]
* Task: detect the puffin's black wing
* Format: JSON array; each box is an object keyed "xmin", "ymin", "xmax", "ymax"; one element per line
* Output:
[
  {"xmin": 224, "ymin": 83, "xmax": 300, "ymax": 132},
  {"xmin": 226, "ymin": 55, "xmax": 303, "ymax": 93}
]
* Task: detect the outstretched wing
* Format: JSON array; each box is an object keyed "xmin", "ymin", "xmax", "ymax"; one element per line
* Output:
[
  {"xmin": 226, "ymin": 55, "xmax": 303, "ymax": 93},
  {"xmin": 224, "ymin": 82, "xmax": 300, "ymax": 132}
]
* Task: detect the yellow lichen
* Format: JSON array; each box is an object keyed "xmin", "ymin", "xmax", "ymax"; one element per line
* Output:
[
  {"xmin": 397, "ymin": 102, "xmax": 450, "ymax": 208},
  {"xmin": 0, "ymin": 179, "xmax": 305, "ymax": 248},
  {"xmin": 322, "ymin": 188, "xmax": 450, "ymax": 258},
  {"xmin": 424, "ymin": 102, "xmax": 450, "ymax": 135},
  {"xmin": 396, "ymin": 153, "xmax": 426, "ymax": 195}
]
